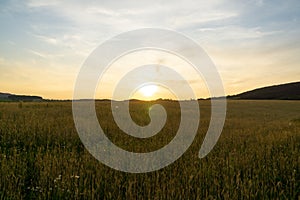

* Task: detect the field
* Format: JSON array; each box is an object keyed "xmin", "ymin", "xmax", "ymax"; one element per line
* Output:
[{"xmin": 0, "ymin": 100, "xmax": 299, "ymax": 199}]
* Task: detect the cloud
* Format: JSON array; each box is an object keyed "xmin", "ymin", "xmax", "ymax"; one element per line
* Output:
[
  {"xmin": 172, "ymin": 11, "xmax": 239, "ymax": 29},
  {"xmin": 26, "ymin": 0, "xmax": 60, "ymax": 8},
  {"xmin": 34, "ymin": 34, "xmax": 58, "ymax": 45},
  {"xmin": 196, "ymin": 26, "xmax": 283, "ymax": 42},
  {"xmin": 0, "ymin": 0, "xmax": 299, "ymax": 99}
]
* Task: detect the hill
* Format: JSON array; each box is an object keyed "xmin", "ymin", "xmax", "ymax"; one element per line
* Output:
[
  {"xmin": 0, "ymin": 92, "xmax": 43, "ymax": 102},
  {"xmin": 228, "ymin": 82, "xmax": 300, "ymax": 100},
  {"xmin": 1, "ymin": 81, "xmax": 299, "ymax": 101}
]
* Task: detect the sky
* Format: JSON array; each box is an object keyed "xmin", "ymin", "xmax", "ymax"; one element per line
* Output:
[{"xmin": 0, "ymin": 0, "xmax": 299, "ymax": 99}]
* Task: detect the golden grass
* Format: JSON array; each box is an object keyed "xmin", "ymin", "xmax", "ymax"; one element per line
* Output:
[{"xmin": 0, "ymin": 100, "xmax": 299, "ymax": 199}]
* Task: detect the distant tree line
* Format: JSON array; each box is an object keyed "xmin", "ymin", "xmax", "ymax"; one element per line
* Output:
[{"xmin": 7, "ymin": 95, "xmax": 43, "ymax": 102}]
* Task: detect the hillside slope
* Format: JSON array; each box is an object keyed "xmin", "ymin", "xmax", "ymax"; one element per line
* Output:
[
  {"xmin": 229, "ymin": 82, "xmax": 300, "ymax": 100},
  {"xmin": 0, "ymin": 92, "xmax": 43, "ymax": 102}
]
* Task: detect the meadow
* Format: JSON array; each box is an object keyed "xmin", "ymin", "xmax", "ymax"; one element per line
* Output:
[{"xmin": 0, "ymin": 100, "xmax": 299, "ymax": 199}]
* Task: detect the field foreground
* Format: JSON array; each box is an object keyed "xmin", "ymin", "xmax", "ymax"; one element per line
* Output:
[{"xmin": 0, "ymin": 100, "xmax": 299, "ymax": 199}]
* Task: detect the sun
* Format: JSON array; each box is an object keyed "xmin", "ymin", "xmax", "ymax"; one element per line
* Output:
[{"xmin": 139, "ymin": 84, "xmax": 158, "ymax": 97}]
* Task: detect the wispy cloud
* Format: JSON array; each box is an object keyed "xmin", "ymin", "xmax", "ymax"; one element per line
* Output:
[
  {"xmin": 0, "ymin": 0, "xmax": 299, "ymax": 99},
  {"xmin": 34, "ymin": 34, "xmax": 58, "ymax": 45},
  {"xmin": 26, "ymin": 0, "xmax": 60, "ymax": 8},
  {"xmin": 172, "ymin": 11, "xmax": 239, "ymax": 29},
  {"xmin": 197, "ymin": 26, "xmax": 283, "ymax": 41}
]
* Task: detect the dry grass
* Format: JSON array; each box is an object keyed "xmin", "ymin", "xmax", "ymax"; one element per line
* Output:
[{"xmin": 0, "ymin": 100, "xmax": 299, "ymax": 199}]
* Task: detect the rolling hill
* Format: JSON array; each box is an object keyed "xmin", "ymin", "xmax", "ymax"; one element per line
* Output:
[
  {"xmin": 228, "ymin": 82, "xmax": 300, "ymax": 100},
  {"xmin": 0, "ymin": 92, "xmax": 43, "ymax": 102},
  {"xmin": 1, "ymin": 82, "xmax": 299, "ymax": 101}
]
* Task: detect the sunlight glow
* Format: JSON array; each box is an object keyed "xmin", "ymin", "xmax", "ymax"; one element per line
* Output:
[{"xmin": 139, "ymin": 85, "xmax": 158, "ymax": 97}]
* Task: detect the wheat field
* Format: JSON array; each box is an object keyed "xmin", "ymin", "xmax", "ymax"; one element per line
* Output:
[{"xmin": 0, "ymin": 100, "xmax": 299, "ymax": 199}]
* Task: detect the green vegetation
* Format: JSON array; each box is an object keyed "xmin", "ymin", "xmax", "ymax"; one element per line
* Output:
[{"xmin": 0, "ymin": 100, "xmax": 299, "ymax": 199}]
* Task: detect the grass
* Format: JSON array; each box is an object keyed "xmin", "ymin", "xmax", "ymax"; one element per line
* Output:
[{"xmin": 0, "ymin": 100, "xmax": 299, "ymax": 199}]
